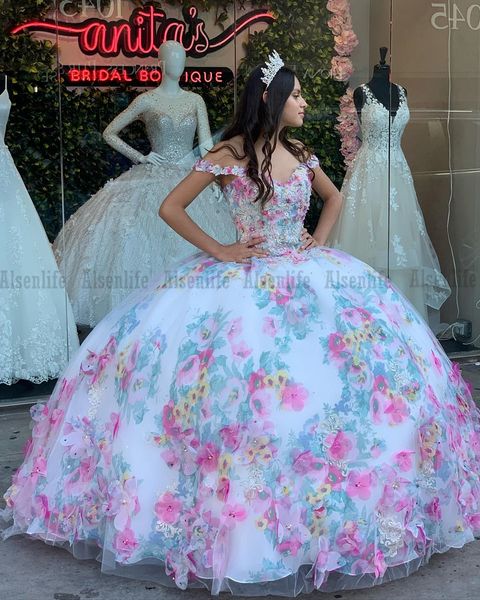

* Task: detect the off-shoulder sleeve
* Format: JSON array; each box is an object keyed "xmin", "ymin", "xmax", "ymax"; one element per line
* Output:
[
  {"xmin": 306, "ymin": 154, "xmax": 320, "ymax": 169},
  {"xmin": 193, "ymin": 158, "xmax": 245, "ymax": 177}
]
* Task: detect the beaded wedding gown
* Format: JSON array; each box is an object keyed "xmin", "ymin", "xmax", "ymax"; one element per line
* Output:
[
  {"xmin": 2, "ymin": 154, "xmax": 480, "ymax": 595},
  {"xmin": 52, "ymin": 90, "xmax": 236, "ymax": 327},
  {"xmin": 0, "ymin": 86, "xmax": 79, "ymax": 385},
  {"xmin": 329, "ymin": 84, "xmax": 450, "ymax": 319}
]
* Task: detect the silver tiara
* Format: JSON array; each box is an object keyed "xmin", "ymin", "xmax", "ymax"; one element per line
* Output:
[{"xmin": 260, "ymin": 50, "xmax": 284, "ymax": 88}]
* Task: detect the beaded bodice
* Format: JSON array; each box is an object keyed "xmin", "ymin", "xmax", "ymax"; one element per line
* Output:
[
  {"xmin": 0, "ymin": 88, "xmax": 11, "ymax": 145},
  {"xmin": 194, "ymin": 155, "xmax": 319, "ymax": 255},
  {"xmin": 143, "ymin": 111, "xmax": 196, "ymax": 162},
  {"xmin": 359, "ymin": 84, "xmax": 409, "ymax": 161},
  {"xmin": 103, "ymin": 90, "xmax": 211, "ymax": 164}
]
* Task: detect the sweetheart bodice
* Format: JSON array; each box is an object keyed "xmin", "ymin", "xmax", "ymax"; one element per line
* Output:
[
  {"xmin": 359, "ymin": 84, "xmax": 409, "ymax": 158},
  {"xmin": 194, "ymin": 156, "xmax": 319, "ymax": 256}
]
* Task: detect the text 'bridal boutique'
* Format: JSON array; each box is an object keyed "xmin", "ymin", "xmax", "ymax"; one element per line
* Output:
[
  {"xmin": 53, "ymin": 42, "xmax": 236, "ymax": 327},
  {"xmin": 0, "ymin": 74, "xmax": 79, "ymax": 385}
]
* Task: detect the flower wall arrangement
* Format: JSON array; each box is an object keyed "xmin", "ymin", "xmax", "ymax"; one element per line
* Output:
[{"xmin": 327, "ymin": 0, "xmax": 360, "ymax": 167}]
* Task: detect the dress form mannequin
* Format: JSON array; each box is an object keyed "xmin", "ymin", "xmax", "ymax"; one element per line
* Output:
[
  {"xmin": 103, "ymin": 41, "xmax": 214, "ymax": 163},
  {"xmin": 330, "ymin": 47, "xmax": 450, "ymax": 319},
  {"xmin": 353, "ymin": 47, "xmax": 404, "ymax": 119},
  {"xmin": 53, "ymin": 40, "xmax": 235, "ymax": 327}
]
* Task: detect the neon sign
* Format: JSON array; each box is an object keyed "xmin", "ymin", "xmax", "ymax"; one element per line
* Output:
[
  {"xmin": 11, "ymin": 4, "xmax": 275, "ymax": 59},
  {"xmin": 64, "ymin": 65, "xmax": 233, "ymax": 86}
]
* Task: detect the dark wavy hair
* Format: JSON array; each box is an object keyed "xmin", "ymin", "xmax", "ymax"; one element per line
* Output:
[{"xmin": 213, "ymin": 64, "xmax": 312, "ymax": 205}]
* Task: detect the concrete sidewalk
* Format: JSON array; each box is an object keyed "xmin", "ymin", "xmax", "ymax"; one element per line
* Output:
[{"xmin": 1, "ymin": 362, "xmax": 480, "ymax": 600}]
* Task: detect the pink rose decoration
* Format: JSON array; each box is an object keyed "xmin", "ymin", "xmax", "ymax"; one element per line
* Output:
[{"xmin": 331, "ymin": 56, "xmax": 354, "ymax": 82}]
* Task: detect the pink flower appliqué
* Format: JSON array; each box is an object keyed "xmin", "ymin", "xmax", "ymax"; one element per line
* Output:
[
  {"xmin": 394, "ymin": 450, "xmax": 415, "ymax": 472},
  {"xmin": 384, "ymin": 396, "xmax": 409, "ymax": 425},
  {"xmin": 197, "ymin": 442, "xmax": 220, "ymax": 473},
  {"xmin": 222, "ymin": 504, "xmax": 247, "ymax": 528},
  {"xmin": 281, "ymin": 383, "xmax": 308, "ymax": 411},
  {"xmin": 347, "ymin": 470, "xmax": 374, "ymax": 500},
  {"xmin": 113, "ymin": 526, "xmax": 139, "ymax": 560},
  {"xmin": 155, "ymin": 492, "xmax": 183, "ymax": 524}
]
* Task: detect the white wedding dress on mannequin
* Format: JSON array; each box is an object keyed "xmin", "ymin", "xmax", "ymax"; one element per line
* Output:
[
  {"xmin": 329, "ymin": 84, "xmax": 450, "ymax": 320},
  {"xmin": 53, "ymin": 90, "xmax": 236, "ymax": 327},
  {"xmin": 0, "ymin": 78, "xmax": 79, "ymax": 385}
]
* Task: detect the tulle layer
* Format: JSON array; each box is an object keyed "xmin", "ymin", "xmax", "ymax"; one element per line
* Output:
[{"xmin": 2, "ymin": 248, "xmax": 480, "ymax": 595}]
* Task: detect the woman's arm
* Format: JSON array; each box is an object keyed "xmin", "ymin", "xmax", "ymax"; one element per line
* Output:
[
  {"xmin": 159, "ymin": 170, "xmax": 225, "ymax": 258},
  {"xmin": 159, "ymin": 158, "xmax": 267, "ymax": 262},
  {"xmin": 310, "ymin": 167, "xmax": 343, "ymax": 246}
]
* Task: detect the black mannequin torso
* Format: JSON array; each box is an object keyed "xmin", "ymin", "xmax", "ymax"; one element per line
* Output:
[
  {"xmin": 353, "ymin": 48, "xmax": 407, "ymax": 120},
  {"xmin": 0, "ymin": 74, "xmax": 6, "ymax": 95}
]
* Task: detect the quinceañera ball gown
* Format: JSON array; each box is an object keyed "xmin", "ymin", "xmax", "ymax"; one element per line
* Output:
[
  {"xmin": 52, "ymin": 90, "xmax": 236, "ymax": 327},
  {"xmin": 0, "ymin": 84, "xmax": 79, "ymax": 385},
  {"xmin": 329, "ymin": 85, "xmax": 451, "ymax": 320},
  {"xmin": 2, "ymin": 155, "xmax": 480, "ymax": 595}
]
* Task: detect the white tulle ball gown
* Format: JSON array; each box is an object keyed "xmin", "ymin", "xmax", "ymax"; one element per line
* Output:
[
  {"xmin": 2, "ymin": 154, "xmax": 480, "ymax": 595},
  {"xmin": 53, "ymin": 92, "xmax": 236, "ymax": 327},
  {"xmin": 0, "ymin": 85, "xmax": 79, "ymax": 385}
]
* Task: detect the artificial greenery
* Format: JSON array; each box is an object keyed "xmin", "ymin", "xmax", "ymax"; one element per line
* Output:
[{"xmin": 0, "ymin": 0, "xmax": 346, "ymax": 239}]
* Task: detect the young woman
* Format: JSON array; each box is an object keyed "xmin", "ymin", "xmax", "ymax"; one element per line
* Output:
[{"xmin": 2, "ymin": 53, "xmax": 480, "ymax": 596}]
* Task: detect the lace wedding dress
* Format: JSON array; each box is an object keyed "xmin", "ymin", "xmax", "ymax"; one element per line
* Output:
[
  {"xmin": 0, "ymin": 85, "xmax": 79, "ymax": 385},
  {"xmin": 3, "ymin": 153, "xmax": 480, "ymax": 594},
  {"xmin": 329, "ymin": 84, "xmax": 450, "ymax": 319},
  {"xmin": 53, "ymin": 90, "xmax": 236, "ymax": 327}
]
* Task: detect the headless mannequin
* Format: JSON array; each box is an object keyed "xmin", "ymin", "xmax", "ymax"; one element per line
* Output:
[
  {"xmin": 103, "ymin": 41, "xmax": 214, "ymax": 165},
  {"xmin": 0, "ymin": 74, "xmax": 6, "ymax": 95},
  {"xmin": 353, "ymin": 47, "xmax": 406, "ymax": 119}
]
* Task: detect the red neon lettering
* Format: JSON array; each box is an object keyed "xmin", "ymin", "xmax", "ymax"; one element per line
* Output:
[
  {"xmin": 138, "ymin": 70, "xmax": 149, "ymax": 82},
  {"xmin": 69, "ymin": 69, "xmax": 81, "ymax": 82},
  {"xmin": 190, "ymin": 71, "xmax": 201, "ymax": 83},
  {"xmin": 11, "ymin": 7, "xmax": 275, "ymax": 59},
  {"xmin": 215, "ymin": 71, "xmax": 223, "ymax": 83}
]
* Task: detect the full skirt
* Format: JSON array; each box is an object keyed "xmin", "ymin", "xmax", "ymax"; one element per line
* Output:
[{"xmin": 2, "ymin": 247, "xmax": 479, "ymax": 595}]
